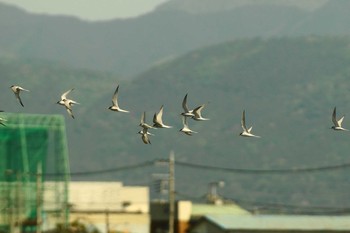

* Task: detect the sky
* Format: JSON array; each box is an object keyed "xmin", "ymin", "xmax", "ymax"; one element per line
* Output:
[{"xmin": 0, "ymin": 0, "xmax": 169, "ymax": 21}]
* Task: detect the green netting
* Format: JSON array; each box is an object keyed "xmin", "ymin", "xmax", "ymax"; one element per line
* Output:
[{"xmin": 0, "ymin": 113, "xmax": 70, "ymax": 233}]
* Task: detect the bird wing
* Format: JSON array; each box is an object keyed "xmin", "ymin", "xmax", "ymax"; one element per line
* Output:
[
  {"xmin": 140, "ymin": 111, "xmax": 146, "ymax": 124},
  {"xmin": 193, "ymin": 104, "xmax": 205, "ymax": 118},
  {"xmin": 248, "ymin": 126, "xmax": 253, "ymax": 133},
  {"xmin": 241, "ymin": 110, "xmax": 247, "ymax": 131},
  {"xmin": 112, "ymin": 85, "xmax": 119, "ymax": 107},
  {"xmin": 153, "ymin": 113, "xmax": 159, "ymax": 125},
  {"xmin": 182, "ymin": 116, "xmax": 194, "ymax": 132},
  {"xmin": 16, "ymin": 93, "xmax": 24, "ymax": 107},
  {"xmin": 65, "ymin": 106, "xmax": 75, "ymax": 119},
  {"xmin": 332, "ymin": 107, "xmax": 339, "ymax": 126},
  {"xmin": 61, "ymin": 88, "xmax": 74, "ymax": 100},
  {"xmin": 141, "ymin": 133, "xmax": 151, "ymax": 144},
  {"xmin": 338, "ymin": 116, "xmax": 345, "ymax": 127},
  {"xmin": 182, "ymin": 115, "xmax": 188, "ymax": 127},
  {"xmin": 182, "ymin": 94, "xmax": 190, "ymax": 112},
  {"xmin": 68, "ymin": 100, "xmax": 80, "ymax": 105},
  {"xmin": 18, "ymin": 86, "xmax": 29, "ymax": 92},
  {"xmin": 156, "ymin": 105, "xmax": 165, "ymax": 124}
]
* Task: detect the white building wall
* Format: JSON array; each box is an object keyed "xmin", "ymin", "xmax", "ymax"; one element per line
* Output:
[
  {"xmin": 69, "ymin": 181, "xmax": 149, "ymax": 213},
  {"xmin": 43, "ymin": 181, "xmax": 150, "ymax": 233},
  {"xmin": 119, "ymin": 186, "xmax": 149, "ymax": 213},
  {"xmin": 178, "ymin": 201, "xmax": 192, "ymax": 221}
]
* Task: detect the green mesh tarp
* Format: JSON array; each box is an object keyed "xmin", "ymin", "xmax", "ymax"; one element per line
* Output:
[{"xmin": 0, "ymin": 113, "xmax": 70, "ymax": 232}]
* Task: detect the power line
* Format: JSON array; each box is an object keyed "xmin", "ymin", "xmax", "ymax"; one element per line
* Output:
[
  {"xmin": 46, "ymin": 160, "xmax": 155, "ymax": 177},
  {"xmin": 175, "ymin": 160, "xmax": 350, "ymax": 174},
  {"xmin": 6, "ymin": 159, "xmax": 350, "ymax": 178},
  {"xmin": 5, "ymin": 160, "xmax": 155, "ymax": 178}
]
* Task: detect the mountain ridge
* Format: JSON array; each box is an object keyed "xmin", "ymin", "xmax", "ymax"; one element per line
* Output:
[
  {"xmin": 1, "ymin": 1, "xmax": 350, "ymax": 77},
  {"xmin": 156, "ymin": 0, "xmax": 328, "ymax": 14}
]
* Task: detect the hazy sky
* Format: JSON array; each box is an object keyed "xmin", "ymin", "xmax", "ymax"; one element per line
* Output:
[{"xmin": 0, "ymin": 0, "xmax": 169, "ymax": 21}]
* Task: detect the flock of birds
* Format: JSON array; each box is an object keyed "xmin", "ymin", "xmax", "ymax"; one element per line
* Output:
[{"xmin": 1, "ymin": 84, "xmax": 348, "ymax": 144}]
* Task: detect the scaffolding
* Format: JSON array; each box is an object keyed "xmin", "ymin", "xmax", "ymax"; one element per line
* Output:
[{"xmin": 0, "ymin": 113, "xmax": 70, "ymax": 233}]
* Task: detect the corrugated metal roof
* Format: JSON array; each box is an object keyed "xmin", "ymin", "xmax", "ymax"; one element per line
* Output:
[
  {"xmin": 205, "ymin": 215, "xmax": 350, "ymax": 230},
  {"xmin": 191, "ymin": 204, "xmax": 250, "ymax": 216}
]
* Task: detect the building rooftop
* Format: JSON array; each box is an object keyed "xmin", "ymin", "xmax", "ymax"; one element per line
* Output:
[{"xmin": 204, "ymin": 214, "xmax": 350, "ymax": 231}]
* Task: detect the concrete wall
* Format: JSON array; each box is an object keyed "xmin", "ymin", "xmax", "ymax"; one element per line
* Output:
[{"xmin": 70, "ymin": 212, "xmax": 150, "ymax": 233}]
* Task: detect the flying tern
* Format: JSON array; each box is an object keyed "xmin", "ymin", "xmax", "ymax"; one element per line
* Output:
[
  {"xmin": 153, "ymin": 105, "xmax": 173, "ymax": 128},
  {"xmin": 138, "ymin": 129, "xmax": 155, "ymax": 136},
  {"xmin": 140, "ymin": 111, "xmax": 156, "ymax": 130},
  {"xmin": 139, "ymin": 127, "xmax": 152, "ymax": 144},
  {"xmin": 192, "ymin": 104, "xmax": 210, "ymax": 121},
  {"xmin": 108, "ymin": 85, "xmax": 129, "ymax": 113},
  {"xmin": 331, "ymin": 107, "xmax": 348, "ymax": 131},
  {"xmin": 57, "ymin": 88, "xmax": 74, "ymax": 105},
  {"xmin": 180, "ymin": 116, "xmax": 198, "ymax": 136},
  {"xmin": 10, "ymin": 85, "xmax": 29, "ymax": 107},
  {"xmin": 240, "ymin": 110, "xmax": 260, "ymax": 138},
  {"xmin": 57, "ymin": 89, "xmax": 79, "ymax": 119},
  {"xmin": 181, "ymin": 94, "xmax": 195, "ymax": 117}
]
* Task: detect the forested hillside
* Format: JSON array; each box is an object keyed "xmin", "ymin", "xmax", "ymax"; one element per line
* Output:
[
  {"xmin": 1, "ymin": 0, "xmax": 350, "ymax": 77},
  {"xmin": 2, "ymin": 37, "xmax": 350, "ymax": 213}
]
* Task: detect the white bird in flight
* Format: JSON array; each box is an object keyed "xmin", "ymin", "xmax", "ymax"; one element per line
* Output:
[
  {"xmin": 180, "ymin": 116, "xmax": 198, "ymax": 136},
  {"xmin": 240, "ymin": 110, "xmax": 260, "ymax": 138},
  {"xmin": 57, "ymin": 88, "xmax": 74, "ymax": 105},
  {"xmin": 181, "ymin": 94, "xmax": 195, "ymax": 117},
  {"xmin": 138, "ymin": 127, "xmax": 152, "ymax": 144},
  {"xmin": 10, "ymin": 85, "xmax": 29, "ymax": 107},
  {"xmin": 139, "ymin": 111, "xmax": 156, "ymax": 130},
  {"xmin": 108, "ymin": 85, "xmax": 129, "ymax": 113},
  {"xmin": 138, "ymin": 129, "xmax": 155, "ymax": 136},
  {"xmin": 153, "ymin": 105, "xmax": 173, "ymax": 128},
  {"xmin": 63, "ymin": 100, "xmax": 79, "ymax": 119},
  {"xmin": 192, "ymin": 104, "xmax": 210, "ymax": 121},
  {"xmin": 331, "ymin": 107, "xmax": 348, "ymax": 131},
  {"xmin": 57, "ymin": 88, "xmax": 80, "ymax": 119}
]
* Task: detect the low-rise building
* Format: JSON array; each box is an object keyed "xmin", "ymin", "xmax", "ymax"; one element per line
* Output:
[
  {"xmin": 68, "ymin": 181, "xmax": 149, "ymax": 233},
  {"xmin": 188, "ymin": 215, "xmax": 350, "ymax": 233}
]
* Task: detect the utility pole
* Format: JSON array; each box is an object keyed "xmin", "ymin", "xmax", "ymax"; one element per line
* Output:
[
  {"xmin": 168, "ymin": 151, "xmax": 175, "ymax": 233},
  {"xmin": 36, "ymin": 163, "xmax": 42, "ymax": 233}
]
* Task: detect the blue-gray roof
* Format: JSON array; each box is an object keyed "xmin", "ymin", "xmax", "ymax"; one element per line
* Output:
[{"xmin": 205, "ymin": 215, "xmax": 350, "ymax": 231}]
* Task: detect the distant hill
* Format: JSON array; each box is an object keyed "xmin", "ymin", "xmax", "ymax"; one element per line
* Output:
[
  {"xmin": 2, "ymin": 37, "xmax": 350, "ymax": 213},
  {"xmin": 1, "ymin": 0, "xmax": 350, "ymax": 77},
  {"xmin": 288, "ymin": 0, "xmax": 350, "ymax": 34},
  {"xmin": 156, "ymin": 0, "xmax": 328, "ymax": 14}
]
